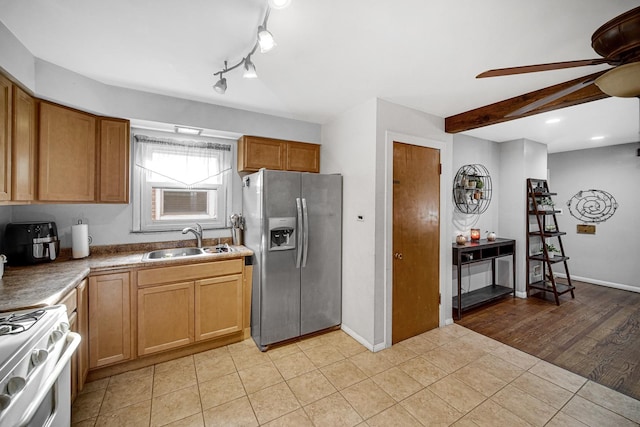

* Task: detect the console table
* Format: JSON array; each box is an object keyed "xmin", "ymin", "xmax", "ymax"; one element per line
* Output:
[{"xmin": 452, "ymin": 238, "xmax": 516, "ymax": 320}]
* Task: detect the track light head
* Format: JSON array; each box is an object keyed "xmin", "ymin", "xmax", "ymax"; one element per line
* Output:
[
  {"xmin": 213, "ymin": 76, "xmax": 227, "ymax": 94},
  {"xmin": 268, "ymin": 0, "xmax": 291, "ymax": 9},
  {"xmin": 258, "ymin": 26, "xmax": 276, "ymax": 53},
  {"xmin": 243, "ymin": 57, "xmax": 258, "ymax": 79}
]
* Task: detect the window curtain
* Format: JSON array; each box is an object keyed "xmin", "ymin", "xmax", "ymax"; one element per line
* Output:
[{"xmin": 133, "ymin": 134, "xmax": 232, "ymax": 188}]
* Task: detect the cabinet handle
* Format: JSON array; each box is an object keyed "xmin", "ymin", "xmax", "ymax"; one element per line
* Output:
[{"xmin": 394, "ymin": 252, "xmax": 403, "ymax": 260}]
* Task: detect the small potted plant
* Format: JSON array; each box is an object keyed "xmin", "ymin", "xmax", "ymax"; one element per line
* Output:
[
  {"xmin": 539, "ymin": 197, "xmax": 555, "ymax": 211},
  {"xmin": 544, "ymin": 243, "xmax": 560, "ymax": 258}
]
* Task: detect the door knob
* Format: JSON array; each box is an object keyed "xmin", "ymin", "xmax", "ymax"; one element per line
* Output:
[{"xmin": 394, "ymin": 252, "xmax": 403, "ymax": 260}]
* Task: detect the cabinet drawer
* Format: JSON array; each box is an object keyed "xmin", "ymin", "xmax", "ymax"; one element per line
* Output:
[
  {"xmin": 137, "ymin": 259, "xmax": 243, "ymax": 287},
  {"xmin": 58, "ymin": 288, "xmax": 77, "ymax": 317}
]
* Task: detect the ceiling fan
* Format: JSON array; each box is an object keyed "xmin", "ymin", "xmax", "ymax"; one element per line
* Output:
[{"xmin": 477, "ymin": 6, "xmax": 640, "ymax": 117}]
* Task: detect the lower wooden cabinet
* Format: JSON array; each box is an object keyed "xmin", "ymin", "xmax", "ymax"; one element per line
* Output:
[
  {"xmin": 88, "ymin": 272, "xmax": 132, "ymax": 368},
  {"xmin": 136, "ymin": 259, "xmax": 243, "ymax": 356},
  {"xmin": 195, "ymin": 274, "xmax": 243, "ymax": 341},
  {"xmin": 137, "ymin": 281, "xmax": 194, "ymax": 356},
  {"xmin": 77, "ymin": 279, "xmax": 89, "ymax": 390}
]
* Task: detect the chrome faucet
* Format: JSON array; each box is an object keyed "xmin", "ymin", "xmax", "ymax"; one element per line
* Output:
[{"xmin": 182, "ymin": 223, "xmax": 203, "ymax": 248}]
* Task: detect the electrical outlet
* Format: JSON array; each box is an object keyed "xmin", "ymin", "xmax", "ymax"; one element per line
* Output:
[{"xmin": 533, "ymin": 265, "xmax": 541, "ymax": 276}]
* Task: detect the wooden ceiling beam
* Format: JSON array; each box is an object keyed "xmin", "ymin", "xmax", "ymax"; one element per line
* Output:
[{"xmin": 444, "ymin": 70, "xmax": 610, "ymax": 134}]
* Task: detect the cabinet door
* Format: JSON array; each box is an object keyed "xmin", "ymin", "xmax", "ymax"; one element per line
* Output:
[
  {"xmin": 138, "ymin": 282, "xmax": 194, "ymax": 356},
  {"xmin": 99, "ymin": 118, "xmax": 130, "ymax": 203},
  {"xmin": 76, "ymin": 279, "xmax": 89, "ymax": 390},
  {"xmin": 0, "ymin": 75, "xmax": 11, "ymax": 201},
  {"xmin": 39, "ymin": 102, "xmax": 96, "ymax": 201},
  {"xmin": 238, "ymin": 136, "xmax": 286, "ymax": 172},
  {"xmin": 89, "ymin": 272, "xmax": 131, "ymax": 368},
  {"xmin": 68, "ymin": 311, "xmax": 78, "ymax": 402},
  {"xmin": 195, "ymin": 274, "xmax": 243, "ymax": 341},
  {"xmin": 286, "ymin": 141, "xmax": 320, "ymax": 173},
  {"xmin": 11, "ymin": 86, "xmax": 36, "ymax": 201}
]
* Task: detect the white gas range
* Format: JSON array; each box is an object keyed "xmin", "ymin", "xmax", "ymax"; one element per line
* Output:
[{"xmin": 0, "ymin": 305, "xmax": 80, "ymax": 427}]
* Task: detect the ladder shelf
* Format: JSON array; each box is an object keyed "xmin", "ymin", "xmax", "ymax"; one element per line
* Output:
[{"xmin": 526, "ymin": 178, "xmax": 575, "ymax": 305}]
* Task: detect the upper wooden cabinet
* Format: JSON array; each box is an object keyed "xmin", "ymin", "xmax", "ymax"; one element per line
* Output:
[
  {"xmin": 99, "ymin": 118, "xmax": 130, "ymax": 203},
  {"xmin": 237, "ymin": 135, "xmax": 320, "ymax": 173},
  {"xmin": 11, "ymin": 86, "xmax": 37, "ymax": 201},
  {"xmin": 39, "ymin": 101, "xmax": 96, "ymax": 202},
  {"xmin": 0, "ymin": 74, "xmax": 12, "ymax": 201}
]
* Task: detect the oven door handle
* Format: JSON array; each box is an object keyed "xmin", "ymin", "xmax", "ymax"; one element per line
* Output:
[{"xmin": 17, "ymin": 332, "xmax": 80, "ymax": 427}]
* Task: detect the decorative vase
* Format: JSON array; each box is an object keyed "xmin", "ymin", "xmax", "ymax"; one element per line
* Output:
[
  {"xmin": 487, "ymin": 232, "xmax": 496, "ymax": 241},
  {"xmin": 456, "ymin": 235, "xmax": 467, "ymax": 245}
]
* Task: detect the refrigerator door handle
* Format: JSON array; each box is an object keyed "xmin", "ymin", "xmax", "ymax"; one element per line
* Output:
[
  {"xmin": 296, "ymin": 197, "xmax": 303, "ymax": 268},
  {"xmin": 302, "ymin": 198, "xmax": 309, "ymax": 267}
]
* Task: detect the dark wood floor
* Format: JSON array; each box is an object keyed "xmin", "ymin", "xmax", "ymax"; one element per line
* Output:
[{"xmin": 457, "ymin": 280, "xmax": 640, "ymax": 401}]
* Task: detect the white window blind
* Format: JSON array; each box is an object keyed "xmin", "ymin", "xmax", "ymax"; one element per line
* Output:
[{"xmin": 132, "ymin": 133, "xmax": 232, "ymax": 232}]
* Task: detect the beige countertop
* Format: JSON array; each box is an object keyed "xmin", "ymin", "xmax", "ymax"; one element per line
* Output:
[{"xmin": 0, "ymin": 245, "xmax": 253, "ymax": 313}]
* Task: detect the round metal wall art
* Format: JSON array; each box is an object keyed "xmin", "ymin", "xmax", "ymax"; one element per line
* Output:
[
  {"xmin": 453, "ymin": 164, "xmax": 492, "ymax": 215},
  {"xmin": 566, "ymin": 189, "xmax": 618, "ymax": 224}
]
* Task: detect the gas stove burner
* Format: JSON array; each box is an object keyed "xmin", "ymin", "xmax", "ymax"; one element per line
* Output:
[{"xmin": 0, "ymin": 309, "xmax": 46, "ymax": 336}]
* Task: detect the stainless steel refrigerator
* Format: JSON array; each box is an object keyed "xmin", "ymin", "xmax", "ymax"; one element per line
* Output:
[{"xmin": 242, "ymin": 170, "xmax": 342, "ymax": 351}]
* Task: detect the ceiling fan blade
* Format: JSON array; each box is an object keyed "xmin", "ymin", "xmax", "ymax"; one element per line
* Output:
[
  {"xmin": 477, "ymin": 59, "xmax": 610, "ymax": 78},
  {"xmin": 505, "ymin": 76, "xmax": 598, "ymax": 117}
]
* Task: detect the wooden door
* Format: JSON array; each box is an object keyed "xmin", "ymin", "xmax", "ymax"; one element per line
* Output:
[
  {"xmin": 98, "ymin": 118, "xmax": 130, "ymax": 203},
  {"xmin": 12, "ymin": 86, "xmax": 37, "ymax": 201},
  {"xmin": 39, "ymin": 102, "xmax": 96, "ymax": 201},
  {"xmin": 89, "ymin": 272, "xmax": 131, "ymax": 368},
  {"xmin": 137, "ymin": 282, "xmax": 194, "ymax": 355},
  {"xmin": 195, "ymin": 274, "xmax": 243, "ymax": 341},
  {"xmin": 0, "ymin": 75, "xmax": 11, "ymax": 201},
  {"xmin": 392, "ymin": 142, "xmax": 440, "ymax": 344}
]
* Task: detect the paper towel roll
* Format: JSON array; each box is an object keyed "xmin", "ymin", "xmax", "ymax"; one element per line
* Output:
[{"xmin": 72, "ymin": 223, "xmax": 90, "ymax": 259}]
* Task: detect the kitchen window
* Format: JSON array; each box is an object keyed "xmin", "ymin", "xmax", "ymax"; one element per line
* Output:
[{"xmin": 132, "ymin": 132, "xmax": 232, "ymax": 232}]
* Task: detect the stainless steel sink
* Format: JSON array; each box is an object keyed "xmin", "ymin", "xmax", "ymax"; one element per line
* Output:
[{"xmin": 142, "ymin": 247, "xmax": 206, "ymax": 261}]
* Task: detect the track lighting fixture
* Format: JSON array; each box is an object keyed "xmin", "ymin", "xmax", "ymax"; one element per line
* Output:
[
  {"xmin": 212, "ymin": 1, "xmax": 289, "ymax": 94},
  {"xmin": 243, "ymin": 56, "xmax": 258, "ymax": 79},
  {"xmin": 213, "ymin": 74, "xmax": 227, "ymax": 94}
]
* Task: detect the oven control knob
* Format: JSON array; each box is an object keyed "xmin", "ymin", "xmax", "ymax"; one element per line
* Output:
[
  {"xmin": 49, "ymin": 330, "xmax": 64, "ymax": 346},
  {"xmin": 0, "ymin": 394, "xmax": 10, "ymax": 411},
  {"xmin": 58, "ymin": 322, "xmax": 70, "ymax": 333},
  {"xmin": 31, "ymin": 349, "xmax": 49, "ymax": 367},
  {"xmin": 7, "ymin": 377, "xmax": 26, "ymax": 395}
]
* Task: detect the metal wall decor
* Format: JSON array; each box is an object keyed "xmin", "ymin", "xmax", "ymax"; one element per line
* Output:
[
  {"xmin": 566, "ymin": 189, "xmax": 618, "ymax": 223},
  {"xmin": 453, "ymin": 164, "xmax": 492, "ymax": 214}
]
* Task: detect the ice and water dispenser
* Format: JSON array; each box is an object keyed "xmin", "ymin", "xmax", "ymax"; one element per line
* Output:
[{"xmin": 268, "ymin": 217, "xmax": 296, "ymax": 251}]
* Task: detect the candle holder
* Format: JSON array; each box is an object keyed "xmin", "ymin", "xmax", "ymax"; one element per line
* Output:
[{"xmin": 470, "ymin": 228, "xmax": 481, "ymax": 242}]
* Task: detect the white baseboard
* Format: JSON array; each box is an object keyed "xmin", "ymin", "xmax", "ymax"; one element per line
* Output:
[
  {"xmin": 555, "ymin": 273, "xmax": 639, "ymax": 293},
  {"xmin": 444, "ymin": 318, "xmax": 454, "ymax": 326},
  {"xmin": 515, "ymin": 290, "xmax": 528, "ymax": 299},
  {"xmin": 340, "ymin": 324, "xmax": 377, "ymax": 352}
]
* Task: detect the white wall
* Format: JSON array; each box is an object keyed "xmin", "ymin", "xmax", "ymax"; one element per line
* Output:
[
  {"xmin": 451, "ymin": 134, "xmax": 501, "ymax": 294},
  {"xmin": 498, "ymin": 139, "xmax": 547, "ymax": 296},
  {"xmin": 322, "ymin": 98, "xmax": 453, "ymax": 351},
  {"xmin": 548, "ymin": 143, "xmax": 640, "ymax": 291},
  {"xmin": 321, "ymin": 99, "xmax": 378, "ymax": 349}
]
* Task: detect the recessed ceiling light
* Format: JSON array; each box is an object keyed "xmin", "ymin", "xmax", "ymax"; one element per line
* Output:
[
  {"xmin": 545, "ymin": 118, "xmax": 562, "ymax": 124},
  {"xmin": 175, "ymin": 126, "xmax": 202, "ymax": 135},
  {"xmin": 590, "ymin": 135, "xmax": 605, "ymax": 141}
]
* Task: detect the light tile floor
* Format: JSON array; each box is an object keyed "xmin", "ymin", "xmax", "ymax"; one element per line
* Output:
[{"xmin": 71, "ymin": 324, "xmax": 640, "ymax": 426}]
